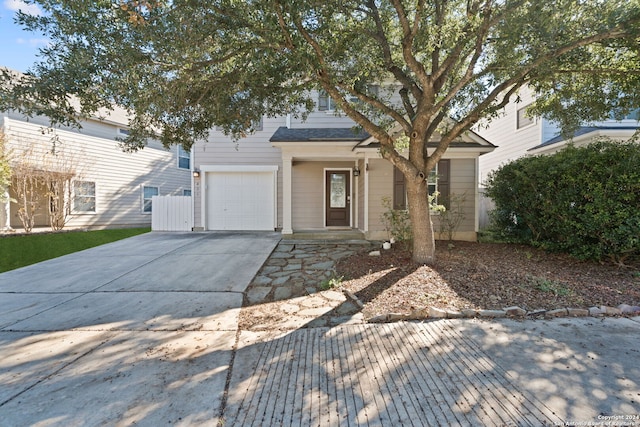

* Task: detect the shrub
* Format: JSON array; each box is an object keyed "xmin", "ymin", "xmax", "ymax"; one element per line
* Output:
[
  {"xmin": 485, "ymin": 139, "xmax": 640, "ymax": 264},
  {"xmin": 380, "ymin": 196, "xmax": 412, "ymax": 244}
]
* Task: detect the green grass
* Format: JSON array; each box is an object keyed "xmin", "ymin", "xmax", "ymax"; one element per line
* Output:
[{"xmin": 0, "ymin": 228, "xmax": 150, "ymax": 273}]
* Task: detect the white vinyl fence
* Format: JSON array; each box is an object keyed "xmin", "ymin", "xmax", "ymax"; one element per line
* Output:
[{"xmin": 151, "ymin": 195, "xmax": 193, "ymax": 231}]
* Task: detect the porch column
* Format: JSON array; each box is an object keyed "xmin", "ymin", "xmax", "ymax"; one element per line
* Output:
[
  {"xmin": 282, "ymin": 156, "xmax": 293, "ymax": 234},
  {"xmin": 363, "ymin": 155, "xmax": 369, "ymax": 232}
]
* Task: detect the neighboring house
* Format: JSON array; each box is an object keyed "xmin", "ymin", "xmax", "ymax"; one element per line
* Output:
[
  {"xmin": 476, "ymin": 85, "xmax": 639, "ymax": 228},
  {"xmin": 192, "ymin": 90, "xmax": 496, "ymax": 241},
  {"xmin": 478, "ymin": 85, "xmax": 640, "ymax": 185},
  {"xmin": 0, "ymin": 108, "xmax": 191, "ymax": 231}
]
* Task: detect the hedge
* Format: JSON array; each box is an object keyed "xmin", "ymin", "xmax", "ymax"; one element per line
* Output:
[{"xmin": 485, "ymin": 139, "xmax": 640, "ymax": 264}]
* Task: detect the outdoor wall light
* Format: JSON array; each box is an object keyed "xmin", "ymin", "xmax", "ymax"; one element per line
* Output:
[
  {"xmin": 192, "ymin": 169, "xmax": 201, "ymax": 178},
  {"xmin": 353, "ymin": 167, "xmax": 360, "ymax": 177}
]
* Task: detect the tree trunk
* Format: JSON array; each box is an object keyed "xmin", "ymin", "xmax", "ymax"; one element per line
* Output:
[{"xmin": 406, "ymin": 174, "xmax": 436, "ymax": 265}]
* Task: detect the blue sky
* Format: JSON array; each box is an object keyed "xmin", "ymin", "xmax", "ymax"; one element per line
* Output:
[{"xmin": 0, "ymin": 0, "xmax": 47, "ymax": 72}]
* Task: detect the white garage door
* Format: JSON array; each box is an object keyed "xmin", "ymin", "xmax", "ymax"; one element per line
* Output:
[{"xmin": 206, "ymin": 170, "xmax": 276, "ymax": 230}]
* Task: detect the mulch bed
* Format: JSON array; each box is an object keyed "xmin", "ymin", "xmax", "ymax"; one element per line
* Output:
[{"xmin": 335, "ymin": 240, "xmax": 640, "ymax": 320}]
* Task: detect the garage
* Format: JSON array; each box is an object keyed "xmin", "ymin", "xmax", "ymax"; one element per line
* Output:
[{"xmin": 203, "ymin": 166, "xmax": 277, "ymax": 231}]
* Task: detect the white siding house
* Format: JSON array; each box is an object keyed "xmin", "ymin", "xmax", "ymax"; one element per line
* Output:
[
  {"xmin": 1, "ymin": 110, "xmax": 191, "ymax": 231},
  {"xmin": 478, "ymin": 85, "xmax": 640, "ymax": 186},
  {"xmin": 476, "ymin": 85, "xmax": 639, "ymax": 228}
]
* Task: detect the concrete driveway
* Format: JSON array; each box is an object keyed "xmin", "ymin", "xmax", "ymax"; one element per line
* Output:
[{"xmin": 0, "ymin": 231, "xmax": 280, "ymax": 426}]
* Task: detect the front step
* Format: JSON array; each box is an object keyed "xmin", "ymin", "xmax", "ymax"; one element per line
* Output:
[{"xmin": 283, "ymin": 229, "xmax": 366, "ymax": 241}]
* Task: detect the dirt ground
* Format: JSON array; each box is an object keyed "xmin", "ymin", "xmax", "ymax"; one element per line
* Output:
[{"xmin": 335, "ymin": 240, "xmax": 640, "ymax": 319}]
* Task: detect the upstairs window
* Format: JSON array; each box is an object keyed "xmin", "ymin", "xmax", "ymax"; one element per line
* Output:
[
  {"xmin": 318, "ymin": 90, "xmax": 361, "ymax": 112},
  {"xmin": 177, "ymin": 145, "xmax": 190, "ymax": 169},
  {"xmin": 516, "ymin": 106, "xmax": 535, "ymax": 129},
  {"xmin": 215, "ymin": 116, "xmax": 263, "ymax": 132},
  {"xmin": 609, "ymin": 108, "xmax": 640, "ymax": 121},
  {"xmin": 318, "ymin": 90, "xmax": 337, "ymax": 111}
]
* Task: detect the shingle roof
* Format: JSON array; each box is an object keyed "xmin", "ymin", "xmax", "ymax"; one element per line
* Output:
[
  {"xmin": 530, "ymin": 126, "xmax": 639, "ymax": 151},
  {"xmin": 270, "ymin": 127, "xmax": 370, "ymax": 142}
]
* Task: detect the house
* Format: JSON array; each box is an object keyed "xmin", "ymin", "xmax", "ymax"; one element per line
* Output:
[
  {"xmin": 191, "ymin": 90, "xmax": 496, "ymax": 241},
  {"xmin": 477, "ymin": 86, "xmax": 640, "ymax": 186},
  {"xmin": 0, "ymin": 108, "xmax": 191, "ymax": 232},
  {"xmin": 475, "ymin": 86, "xmax": 639, "ymax": 229}
]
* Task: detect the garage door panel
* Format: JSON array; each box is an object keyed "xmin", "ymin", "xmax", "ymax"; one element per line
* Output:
[{"xmin": 206, "ymin": 171, "xmax": 275, "ymax": 231}]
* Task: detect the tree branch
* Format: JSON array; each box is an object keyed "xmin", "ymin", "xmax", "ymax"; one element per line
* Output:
[
  {"xmin": 390, "ymin": 0, "xmax": 430, "ymax": 88},
  {"xmin": 366, "ymin": 0, "xmax": 422, "ymax": 101}
]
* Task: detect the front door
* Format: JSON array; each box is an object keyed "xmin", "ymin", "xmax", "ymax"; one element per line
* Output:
[{"xmin": 325, "ymin": 170, "xmax": 350, "ymax": 227}]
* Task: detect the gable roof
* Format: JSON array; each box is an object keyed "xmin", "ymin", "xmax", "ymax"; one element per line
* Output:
[{"xmin": 270, "ymin": 127, "xmax": 369, "ymax": 142}]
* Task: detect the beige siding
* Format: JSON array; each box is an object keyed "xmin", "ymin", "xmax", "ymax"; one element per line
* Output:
[
  {"xmin": 365, "ymin": 158, "xmax": 477, "ymax": 241},
  {"xmin": 433, "ymin": 158, "xmax": 476, "ymax": 237},
  {"xmin": 4, "ymin": 114, "xmax": 190, "ymax": 230},
  {"xmin": 193, "ymin": 116, "xmax": 284, "ymax": 229},
  {"xmin": 366, "ymin": 159, "xmax": 394, "ymax": 237},
  {"xmin": 291, "ymin": 161, "xmax": 354, "ymax": 229}
]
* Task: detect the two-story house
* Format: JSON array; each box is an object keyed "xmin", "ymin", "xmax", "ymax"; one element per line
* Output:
[
  {"xmin": 191, "ymin": 90, "xmax": 496, "ymax": 241},
  {"xmin": 478, "ymin": 86, "xmax": 640, "ymax": 186},
  {"xmin": 1, "ymin": 107, "xmax": 191, "ymax": 232},
  {"xmin": 476, "ymin": 85, "xmax": 639, "ymax": 228}
]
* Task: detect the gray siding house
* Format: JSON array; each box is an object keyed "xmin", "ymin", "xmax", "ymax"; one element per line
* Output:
[
  {"xmin": 1, "ymin": 109, "xmax": 191, "ymax": 231},
  {"xmin": 192, "ymin": 90, "xmax": 495, "ymax": 241}
]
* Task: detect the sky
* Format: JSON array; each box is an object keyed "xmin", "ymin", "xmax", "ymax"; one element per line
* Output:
[{"xmin": 0, "ymin": 0, "xmax": 46, "ymax": 72}]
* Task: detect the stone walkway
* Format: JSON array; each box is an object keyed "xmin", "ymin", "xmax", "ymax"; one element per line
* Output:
[{"xmin": 241, "ymin": 240, "xmax": 377, "ymax": 330}]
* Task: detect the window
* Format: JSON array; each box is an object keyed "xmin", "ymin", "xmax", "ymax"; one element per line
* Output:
[
  {"xmin": 318, "ymin": 87, "xmax": 377, "ymax": 112},
  {"xmin": 516, "ymin": 106, "xmax": 535, "ymax": 129},
  {"xmin": 427, "ymin": 165, "xmax": 439, "ymax": 202},
  {"xmin": 177, "ymin": 145, "xmax": 190, "ymax": 169},
  {"xmin": 215, "ymin": 117, "xmax": 263, "ymax": 132},
  {"xmin": 318, "ymin": 90, "xmax": 337, "ymax": 111},
  {"xmin": 183, "ymin": 189, "xmax": 192, "ymax": 196},
  {"xmin": 142, "ymin": 186, "xmax": 159, "ymax": 213},
  {"xmin": 393, "ymin": 160, "xmax": 450, "ymax": 210},
  {"xmin": 609, "ymin": 108, "xmax": 640, "ymax": 121},
  {"xmin": 117, "ymin": 128, "xmax": 130, "ymax": 136},
  {"xmin": 74, "ymin": 181, "xmax": 96, "ymax": 212}
]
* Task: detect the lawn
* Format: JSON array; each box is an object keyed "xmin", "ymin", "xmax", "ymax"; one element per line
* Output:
[{"xmin": 0, "ymin": 228, "xmax": 150, "ymax": 273}]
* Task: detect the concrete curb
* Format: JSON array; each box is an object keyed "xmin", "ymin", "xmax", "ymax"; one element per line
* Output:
[{"xmin": 366, "ymin": 303, "xmax": 640, "ymax": 323}]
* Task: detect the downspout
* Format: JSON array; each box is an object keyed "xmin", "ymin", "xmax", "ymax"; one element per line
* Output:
[{"xmin": 190, "ymin": 145, "xmax": 195, "ymax": 231}]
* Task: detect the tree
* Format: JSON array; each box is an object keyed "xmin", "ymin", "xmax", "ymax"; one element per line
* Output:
[
  {"xmin": 1, "ymin": 0, "xmax": 639, "ymax": 262},
  {"xmin": 0, "ymin": 130, "xmax": 11, "ymax": 205},
  {"xmin": 7, "ymin": 130, "xmax": 78, "ymax": 232}
]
